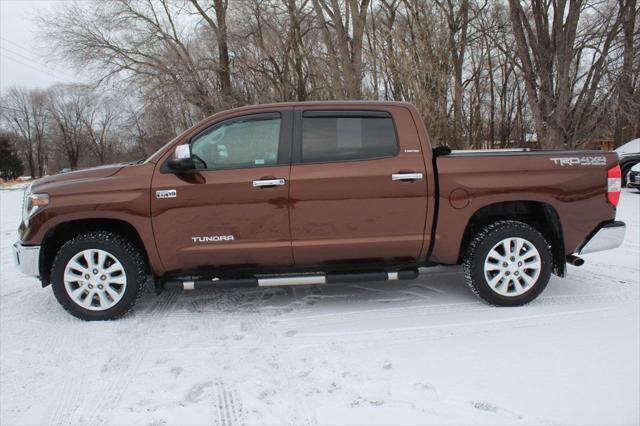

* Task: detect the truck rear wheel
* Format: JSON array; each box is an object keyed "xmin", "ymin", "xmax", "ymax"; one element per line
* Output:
[
  {"xmin": 50, "ymin": 231, "xmax": 147, "ymax": 320},
  {"xmin": 463, "ymin": 221, "xmax": 552, "ymax": 306}
]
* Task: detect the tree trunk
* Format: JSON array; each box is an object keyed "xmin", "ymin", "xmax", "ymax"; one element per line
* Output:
[
  {"xmin": 214, "ymin": 0, "xmax": 232, "ymax": 101},
  {"xmin": 614, "ymin": 0, "xmax": 638, "ymax": 147}
]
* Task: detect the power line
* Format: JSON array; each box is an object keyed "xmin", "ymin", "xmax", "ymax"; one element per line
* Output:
[
  {"xmin": 0, "ymin": 43, "xmax": 80, "ymax": 81},
  {"xmin": 1, "ymin": 45, "xmax": 57, "ymax": 69},
  {"xmin": 0, "ymin": 35, "xmax": 82, "ymax": 85},
  {"xmin": 0, "ymin": 36, "xmax": 44, "ymax": 61},
  {"xmin": 0, "ymin": 47, "xmax": 80, "ymax": 82},
  {"xmin": 0, "ymin": 35, "xmax": 49, "ymax": 56},
  {"xmin": 1, "ymin": 51, "xmax": 77, "ymax": 84}
]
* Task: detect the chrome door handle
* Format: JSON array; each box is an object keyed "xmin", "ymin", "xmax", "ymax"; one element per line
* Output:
[
  {"xmin": 391, "ymin": 173, "xmax": 423, "ymax": 181},
  {"xmin": 252, "ymin": 178, "xmax": 286, "ymax": 188}
]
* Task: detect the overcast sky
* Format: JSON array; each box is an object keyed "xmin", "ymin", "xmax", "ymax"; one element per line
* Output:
[{"xmin": 1, "ymin": 0, "xmax": 83, "ymax": 90}]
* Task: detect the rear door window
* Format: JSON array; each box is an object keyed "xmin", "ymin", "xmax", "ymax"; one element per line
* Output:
[{"xmin": 301, "ymin": 112, "xmax": 398, "ymax": 163}]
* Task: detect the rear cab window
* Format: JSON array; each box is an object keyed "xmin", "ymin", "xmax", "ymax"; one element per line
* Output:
[{"xmin": 299, "ymin": 111, "xmax": 399, "ymax": 163}]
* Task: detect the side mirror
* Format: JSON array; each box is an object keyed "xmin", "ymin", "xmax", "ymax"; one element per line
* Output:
[
  {"xmin": 167, "ymin": 157, "xmax": 196, "ymax": 172},
  {"xmin": 433, "ymin": 145, "xmax": 452, "ymax": 157},
  {"xmin": 167, "ymin": 144, "xmax": 195, "ymax": 172}
]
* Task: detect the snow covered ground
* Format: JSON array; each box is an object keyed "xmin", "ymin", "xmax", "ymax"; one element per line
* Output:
[{"xmin": 1, "ymin": 187, "xmax": 638, "ymax": 426}]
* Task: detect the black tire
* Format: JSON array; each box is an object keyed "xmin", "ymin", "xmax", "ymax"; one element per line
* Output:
[
  {"xmin": 51, "ymin": 231, "xmax": 147, "ymax": 320},
  {"xmin": 621, "ymin": 164, "xmax": 631, "ymax": 187},
  {"xmin": 463, "ymin": 220, "xmax": 552, "ymax": 306}
]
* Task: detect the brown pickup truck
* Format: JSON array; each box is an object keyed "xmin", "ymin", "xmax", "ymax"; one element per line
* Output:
[{"xmin": 13, "ymin": 101, "xmax": 626, "ymax": 320}]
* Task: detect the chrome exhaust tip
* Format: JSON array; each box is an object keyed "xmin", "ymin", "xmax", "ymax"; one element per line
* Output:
[{"xmin": 567, "ymin": 254, "xmax": 585, "ymax": 267}]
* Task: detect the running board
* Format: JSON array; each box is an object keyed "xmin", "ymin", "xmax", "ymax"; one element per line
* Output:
[{"xmin": 163, "ymin": 269, "xmax": 419, "ymax": 291}]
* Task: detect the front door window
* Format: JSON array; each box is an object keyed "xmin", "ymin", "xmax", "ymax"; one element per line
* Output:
[{"xmin": 190, "ymin": 115, "xmax": 281, "ymax": 170}]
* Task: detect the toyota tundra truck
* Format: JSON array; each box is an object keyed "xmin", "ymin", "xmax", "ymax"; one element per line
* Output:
[{"xmin": 13, "ymin": 101, "xmax": 626, "ymax": 320}]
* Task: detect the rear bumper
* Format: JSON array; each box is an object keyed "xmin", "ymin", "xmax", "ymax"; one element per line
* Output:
[
  {"xmin": 12, "ymin": 242, "xmax": 40, "ymax": 278},
  {"xmin": 578, "ymin": 221, "xmax": 626, "ymax": 255}
]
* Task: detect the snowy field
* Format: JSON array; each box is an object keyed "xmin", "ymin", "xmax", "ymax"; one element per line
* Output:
[{"xmin": 1, "ymin": 187, "xmax": 638, "ymax": 426}]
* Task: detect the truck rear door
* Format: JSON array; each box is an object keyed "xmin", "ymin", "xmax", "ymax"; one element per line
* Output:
[{"xmin": 289, "ymin": 106, "xmax": 429, "ymax": 265}]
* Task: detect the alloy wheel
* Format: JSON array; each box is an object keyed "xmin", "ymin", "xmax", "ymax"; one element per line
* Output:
[
  {"xmin": 483, "ymin": 237, "xmax": 542, "ymax": 297},
  {"xmin": 63, "ymin": 249, "xmax": 127, "ymax": 311}
]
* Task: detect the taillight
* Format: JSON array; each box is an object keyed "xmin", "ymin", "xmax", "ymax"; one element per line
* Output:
[{"xmin": 607, "ymin": 165, "xmax": 621, "ymax": 206}]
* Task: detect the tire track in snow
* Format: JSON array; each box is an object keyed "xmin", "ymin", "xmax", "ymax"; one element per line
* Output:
[
  {"xmin": 213, "ymin": 378, "xmax": 244, "ymax": 426},
  {"xmin": 209, "ymin": 285, "xmax": 319, "ymax": 426},
  {"xmin": 45, "ymin": 320, "xmax": 89, "ymax": 425}
]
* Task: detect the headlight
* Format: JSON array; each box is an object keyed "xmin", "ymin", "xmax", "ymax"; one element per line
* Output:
[{"xmin": 22, "ymin": 185, "xmax": 49, "ymax": 225}]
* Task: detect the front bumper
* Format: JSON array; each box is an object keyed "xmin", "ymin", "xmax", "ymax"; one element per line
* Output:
[
  {"xmin": 12, "ymin": 242, "xmax": 40, "ymax": 278},
  {"xmin": 578, "ymin": 221, "xmax": 626, "ymax": 255}
]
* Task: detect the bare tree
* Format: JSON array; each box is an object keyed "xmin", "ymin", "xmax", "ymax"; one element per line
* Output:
[
  {"xmin": 614, "ymin": 0, "xmax": 639, "ymax": 146},
  {"xmin": 188, "ymin": 0, "xmax": 233, "ymax": 102},
  {"xmin": 20, "ymin": 0, "xmax": 638, "ymax": 172},
  {"xmin": 0, "ymin": 88, "xmax": 49, "ymax": 177},
  {"xmin": 46, "ymin": 84, "xmax": 93, "ymax": 169},
  {"xmin": 39, "ymin": 0, "xmax": 222, "ymax": 116},
  {"xmin": 311, "ymin": 0, "xmax": 372, "ymax": 99},
  {"xmin": 508, "ymin": 0, "xmax": 623, "ymax": 149},
  {"xmin": 83, "ymin": 95, "xmax": 120, "ymax": 164},
  {"xmin": 435, "ymin": 0, "xmax": 472, "ymax": 148}
]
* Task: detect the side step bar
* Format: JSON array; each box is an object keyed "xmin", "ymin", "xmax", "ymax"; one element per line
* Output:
[{"xmin": 163, "ymin": 269, "xmax": 419, "ymax": 291}]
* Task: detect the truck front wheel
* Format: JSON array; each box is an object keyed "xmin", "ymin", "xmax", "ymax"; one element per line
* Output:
[
  {"xmin": 463, "ymin": 221, "xmax": 552, "ymax": 306},
  {"xmin": 50, "ymin": 231, "xmax": 147, "ymax": 320}
]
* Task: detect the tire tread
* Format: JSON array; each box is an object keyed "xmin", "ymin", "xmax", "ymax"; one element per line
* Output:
[
  {"xmin": 51, "ymin": 231, "xmax": 147, "ymax": 320},
  {"xmin": 463, "ymin": 220, "xmax": 551, "ymax": 306}
]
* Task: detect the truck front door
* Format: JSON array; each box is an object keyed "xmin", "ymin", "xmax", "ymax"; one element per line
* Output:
[
  {"xmin": 289, "ymin": 106, "xmax": 429, "ymax": 265},
  {"xmin": 151, "ymin": 110, "xmax": 293, "ymax": 273}
]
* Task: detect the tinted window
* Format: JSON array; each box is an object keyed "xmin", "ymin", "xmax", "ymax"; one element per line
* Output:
[
  {"xmin": 191, "ymin": 115, "xmax": 281, "ymax": 170},
  {"xmin": 301, "ymin": 115, "xmax": 398, "ymax": 163}
]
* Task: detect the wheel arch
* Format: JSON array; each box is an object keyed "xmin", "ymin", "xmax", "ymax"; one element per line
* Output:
[
  {"xmin": 40, "ymin": 219, "xmax": 150, "ymax": 286},
  {"xmin": 620, "ymin": 157, "xmax": 639, "ymax": 185},
  {"xmin": 459, "ymin": 200, "xmax": 566, "ymax": 277}
]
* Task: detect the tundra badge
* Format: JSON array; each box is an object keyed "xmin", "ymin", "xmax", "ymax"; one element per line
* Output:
[
  {"xmin": 192, "ymin": 235, "xmax": 235, "ymax": 243},
  {"xmin": 156, "ymin": 189, "xmax": 177, "ymax": 199}
]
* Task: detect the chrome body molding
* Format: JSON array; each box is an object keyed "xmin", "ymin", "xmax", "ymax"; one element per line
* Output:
[{"xmin": 13, "ymin": 242, "xmax": 40, "ymax": 278}]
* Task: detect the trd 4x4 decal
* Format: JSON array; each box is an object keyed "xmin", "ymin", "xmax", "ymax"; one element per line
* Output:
[{"xmin": 549, "ymin": 156, "xmax": 606, "ymax": 166}]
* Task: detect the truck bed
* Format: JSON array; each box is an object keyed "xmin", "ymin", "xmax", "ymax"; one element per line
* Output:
[{"xmin": 429, "ymin": 150, "xmax": 619, "ymax": 264}]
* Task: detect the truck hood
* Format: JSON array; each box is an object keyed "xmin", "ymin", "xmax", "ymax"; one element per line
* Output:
[{"xmin": 31, "ymin": 163, "xmax": 128, "ymax": 191}]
